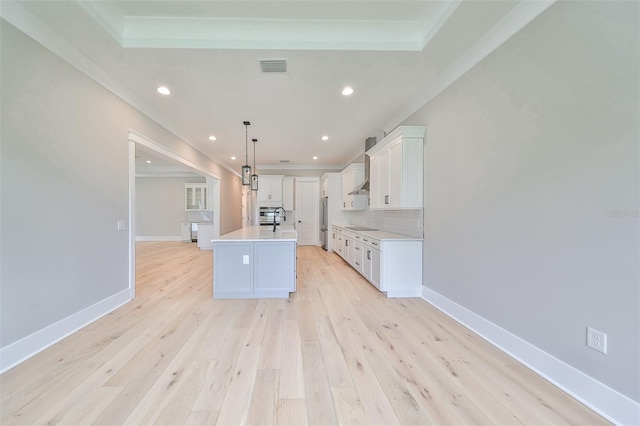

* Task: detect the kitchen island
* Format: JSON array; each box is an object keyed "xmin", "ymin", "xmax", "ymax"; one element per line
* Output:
[{"xmin": 212, "ymin": 226, "xmax": 297, "ymax": 299}]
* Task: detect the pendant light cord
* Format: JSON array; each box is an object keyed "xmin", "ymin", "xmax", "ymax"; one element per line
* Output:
[{"xmin": 245, "ymin": 124, "xmax": 249, "ymax": 165}]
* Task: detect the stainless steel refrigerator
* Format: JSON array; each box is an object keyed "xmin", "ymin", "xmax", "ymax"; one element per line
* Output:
[{"xmin": 320, "ymin": 196, "xmax": 328, "ymax": 250}]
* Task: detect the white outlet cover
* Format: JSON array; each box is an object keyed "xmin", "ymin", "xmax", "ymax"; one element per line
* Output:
[
  {"xmin": 587, "ymin": 327, "xmax": 607, "ymax": 354},
  {"xmin": 243, "ymin": 255, "xmax": 250, "ymax": 264}
]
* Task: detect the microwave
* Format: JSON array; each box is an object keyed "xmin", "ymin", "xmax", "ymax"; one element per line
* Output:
[{"xmin": 259, "ymin": 207, "xmax": 281, "ymax": 226}]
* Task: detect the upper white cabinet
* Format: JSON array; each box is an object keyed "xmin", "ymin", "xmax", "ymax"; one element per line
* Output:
[
  {"xmin": 185, "ymin": 183, "xmax": 207, "ymax": 210},
  {"xmin": 258, "ymin": 175, "xmax": 284, "ymax": 207},
  {"xmin": 368, "ymin": 126, "xmax": 425, "ymax": 210},
  {"xmin": 341, "ymin": 163, "xmax": 367, "ymax": 210},
  {"xmin": 282, "ymin": 177, "xmax": 295, "ymax": 211}
]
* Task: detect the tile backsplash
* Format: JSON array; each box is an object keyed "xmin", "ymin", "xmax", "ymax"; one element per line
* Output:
[{"xmin": 350, "ymin": 209, "xmax": 424, "ymax": 238}]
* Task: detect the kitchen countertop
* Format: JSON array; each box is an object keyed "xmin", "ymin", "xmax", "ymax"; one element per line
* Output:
[
  {"xmin": 333, "ymin": 224, "xmax": 422, "ymax": 241},
  {"xmin": 212, "ymin": 225, "xmax": 297, "ymax": 242}
]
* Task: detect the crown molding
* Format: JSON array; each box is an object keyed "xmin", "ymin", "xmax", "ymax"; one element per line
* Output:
[
  {"xmin": 257, "ymin": 164, "xmax": 344, "ymax": 171},
  {"xmin": 73, "ymin": 1, "xmax": 461, "ymax": 51}
]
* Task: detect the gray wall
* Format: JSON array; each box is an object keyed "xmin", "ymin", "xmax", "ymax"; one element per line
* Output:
[
  {"xmin": 0, "ymin": 21, "xmax": 241, "ymax": 348},
  {"xmin": 136, "ymin": 177, "xmax": 205, "ymax": 238},
  {"xmin": 404, "ymin": 2, "xmax": 639, "ymax": 401}
]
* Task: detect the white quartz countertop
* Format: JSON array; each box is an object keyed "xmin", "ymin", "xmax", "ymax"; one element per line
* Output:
[
  {"xmin": 332, "ymin": 224, "xmax": 422, "ymax": 241},
  {"xmin": 212, "ymin": 225, "xmax": 297, "ymax": 242}
]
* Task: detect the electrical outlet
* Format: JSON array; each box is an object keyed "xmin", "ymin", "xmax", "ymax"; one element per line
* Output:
[
  {"xmin": 117, "ymin": 220, "xmax": 127, "ymax": 231},
  {"xmin": 586, "ymin": 327, "xmax": 607, "ymax": 354}
]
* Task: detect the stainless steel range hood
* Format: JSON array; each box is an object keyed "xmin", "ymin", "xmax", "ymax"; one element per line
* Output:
[{"xmin": 348, "ymin": 137, "xmax": 377, "ymax": 195}]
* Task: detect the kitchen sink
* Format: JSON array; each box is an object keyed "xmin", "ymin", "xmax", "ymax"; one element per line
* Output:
[{"xmin": 345, "ymin": 226, "xmax": 378, "ymax": 231}]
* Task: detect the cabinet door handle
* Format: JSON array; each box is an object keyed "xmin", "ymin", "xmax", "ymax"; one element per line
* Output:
[
  {"xmin": 385, "ymin": 195, "xmax": 389, "ymax": 204},
  {"xmin": 372, "ymin": 242, "xmax": 378, "ymax": 246},
  {"xmin": 351, "ymin": 201, "xmax": 354, "ymax": 207},
  {"xmin": 368, "ymin": 198, "xmax": 370, "ymax": 206},
  {"xmin": 367, "ymin": 250, "xmax": 371, "ymax": 260},
  {"xmin": 343, "ymin": 202, "xmax": 346, "ymax": 208}
]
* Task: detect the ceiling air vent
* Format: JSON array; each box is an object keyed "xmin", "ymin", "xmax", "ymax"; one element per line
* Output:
[{"xmin": 260, "ymin": 59, "xmax": 287, "ymax": 73}]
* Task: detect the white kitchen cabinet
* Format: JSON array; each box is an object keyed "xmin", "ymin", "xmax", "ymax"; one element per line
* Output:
[
  {"xmin": 342, "ymin": 234, "xmax": 351, "ymax": 262},
  {"xmin": 197, "ymin": 223, "xmax": 214, "ymax": 250},
  {"xmin": 332, "ymin": 225, "xmax": 422, "ymax": 297},
  {"xmin": 185, "ymin": 183, "xmax": 207, "ymax": 211},
  {"xmin": 368, "ymin": 126, "xmax": 425, "ymax": 210},
  {"xmin": 341, "ymin": 163, "xmax": 367, "ymax": 210},
  {"xmin": 362, "ymin": 245, "xmax": 381, "ymax": 290},
  {"xmin": 282, "ymin": 177, "xmax": 295, "ymax": 211},
  {"xmin": 258, "ymin": 175, "xmax": 284, "ymax": 207},
  {"xmin": 350, "ymin": 240, "xmax": 363, "ymax": 273}
]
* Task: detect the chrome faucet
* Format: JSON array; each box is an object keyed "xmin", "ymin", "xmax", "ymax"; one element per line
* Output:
[{"xmin": 272, "ymin": 207, "xmax": 286, "ymax": 232}]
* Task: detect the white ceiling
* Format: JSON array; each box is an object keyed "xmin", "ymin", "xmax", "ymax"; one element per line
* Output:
[{"xmin": 3, "ymin": 0, "xmax": 550, "ymax": 174}]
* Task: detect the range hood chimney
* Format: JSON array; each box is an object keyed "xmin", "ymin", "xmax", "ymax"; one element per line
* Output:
[{"xmin": 348, "ymin": 137, "xmax": 377, "ymax": 195}]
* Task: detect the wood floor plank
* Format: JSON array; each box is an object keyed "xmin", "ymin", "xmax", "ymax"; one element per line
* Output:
[
  {"xmin": 278, "ymin": 319, "xmax": 305, "ymax": 399},
  {"xmin": 301, "ymin": 341, "xmax": 338, "ymax": 425},
  {"xmin": 0, "ymin": 242, "xmax": 609, "ymax": 426},
  {"xmin": 246, "ymin": 369, "xmax": 279, "ymax": 426},
  {"xmin": 216, "ymin": 345, "xmax": 261, "ymax": 425},
  {"xmin": 275, "ymin": 398, "xmax": 308, "ymax": 426}
]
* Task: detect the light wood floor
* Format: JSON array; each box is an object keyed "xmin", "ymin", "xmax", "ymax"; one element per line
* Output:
[{"xmin": 1, "ymin": 242, "xmax": 608, "ymax": 425}]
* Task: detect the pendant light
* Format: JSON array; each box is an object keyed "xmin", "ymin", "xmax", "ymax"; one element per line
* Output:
[
  {"xmin": 251, "ymin": 138, "xmax": 259, "ymax": 191},
  {"xmin": 241, "ymin": 121, "xmax": 251, "ymax": 185}
]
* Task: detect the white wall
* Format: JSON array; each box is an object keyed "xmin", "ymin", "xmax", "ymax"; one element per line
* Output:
[
  {"xmin": 0, "ymin": 21, "xmax": 242, "ymax": 357},
  {"xmin": 404, "ymin": 1, "xmax": 639, "ymax": 404},
  {"xmin": 135, "ymin": 177, "xmax": 205, "ymax": 238}
]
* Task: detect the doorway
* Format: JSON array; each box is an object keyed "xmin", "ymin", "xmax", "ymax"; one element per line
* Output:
[
  {"xmin": 128, "ymin": 131, "xmax": 221, "ymax": 298},
  {"xmin": 295, "ymin": 177, "xmax": 320, "ymax": 245}
]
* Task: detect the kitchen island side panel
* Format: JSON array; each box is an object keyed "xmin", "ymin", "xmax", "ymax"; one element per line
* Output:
[{"xmin": 213, "ymin": 242, "xmax": 253, "ymax": 296}]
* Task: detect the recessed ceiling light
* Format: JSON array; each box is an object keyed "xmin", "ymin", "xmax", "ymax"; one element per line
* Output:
[
  {"xmin": 341, "ymin": 86, "xmax": 354, "ymax": 96},
  {"xmin": 231, "ymin": 156, "xmax": 237, "ymax": 160},
  {"xmin": 208, "ymin": 135, "xmax": 217, "ymax": 141},
  {"xmin": 313, "ymin": 156, "xmax": 318, "ymax": 160},
  {"xmin": 157, "ymin": 86, "xmax": 171, "ymax": 95},
  {"xmin": 145, "ymin": 160, "xmax": 151, "ymax": 164},
  {"xmin": 321, "ymin": 135, "xmax": 329, "ymax": 141}
]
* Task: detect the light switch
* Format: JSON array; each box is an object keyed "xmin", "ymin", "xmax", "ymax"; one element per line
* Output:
[
  {"xmin": 117, "ymin": 220, "xmax": 127, "ymax": 231},
  {"xmin": 243, "ymin": 255, "xmax": 250, "ymax": 264}
]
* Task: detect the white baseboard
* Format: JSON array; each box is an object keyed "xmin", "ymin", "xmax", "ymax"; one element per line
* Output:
[
  {"xmin": 421, "ymin": 286, "xmax": 639, "ymax": 426},
  {"xmin": 135, "ymin": 236, "xmax": 187, "ymax": 242},
  {"xmin": 0, "ymin": 289, "xmax": 131, "ymax": 374}
]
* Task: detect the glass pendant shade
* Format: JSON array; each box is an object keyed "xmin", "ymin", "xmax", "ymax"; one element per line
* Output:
[
  {"xmin": 241, "ymin": 121, "xmax": 251, "ymax": 186},
  {"xmin": 242, "ymin": 165, "xmax": 251, "ymax": 185},
  {"xmin": 251, "ymin": 138, "xmax": 258, "ymax": 191}
]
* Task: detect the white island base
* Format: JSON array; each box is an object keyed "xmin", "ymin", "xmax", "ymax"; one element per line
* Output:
[{"xmin": 212, "ymin": 226, "xmax": 297, "ymax": 299}]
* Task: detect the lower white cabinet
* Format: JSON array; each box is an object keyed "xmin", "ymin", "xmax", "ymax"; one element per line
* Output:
[
  {"xmin": 213, "ymin": 241, "xmax": 296, "ymax": 298},
  {"xmin": 362, "ymin": 245, "xmax": 381, "ymax": 289},
  {"xmin": 332, "ymin": 225, "xmax": 422, "ymax": 297},
  {"xmin": 197, "ymin": 223, "xmax": 214, "ymax": 250}
]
